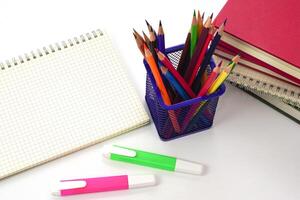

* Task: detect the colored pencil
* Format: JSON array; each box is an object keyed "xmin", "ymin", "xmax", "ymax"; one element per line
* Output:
[
  {"xmin": 183, "ymin": 13, "xmax": 212, "ymax": 84},
  {"xmin": 148, "ymin": 28, "xmax": 174, "ymax": 99},
  {"xmin": 195, "ymin": 19, "xmax": 227, "ymax": 89},
  {"xmin": 145, "ymin": 20, "xmax": 158, "ymax": 43},
  {"xmin": 142, "ymin": 31, "xmax": 151, "ymax": 47},
  {"xmin": 158, "ymin": 63, "xmax": 190, "ymax": 100},
  {"xmin": 208, "ymin": 55, "xmax": 239, "ymax": 94},
  {"xmin": 190, "ymin": 10, "xmax": 198, "ymax": 57},
  {"xmin": 177, "ymin": 32, "xmax": 191, "ymax": 77},
  {"xmin": 197, "ymin": 10, "xmax": 203, "ymax": 36},
  {"xmin": 133, "ymin": 32, "xmax": 145, "ymax": 56},
  {"xmin": 144, "ymin": 45, "xmax": 168, "ymax": 101},
  {"xmin": 133, "ymin": 29, "xmax": 145, "ymax": 43},
  {"xmin": 156, "ymin": 50, "xmax": 196, "ymax": 98},
  {"xmin": 157, "ymin": 20, "xmax": 165, "ymax": 54},
  {"xmin": 188, "ymin": 25, "xmax": 216, "ymax": 86},
  {"xmin": 144, "ymin": 45, "xmax": 180, "ymax": 132},
  {"xmin": 200, "ymin": 67, "xmax": 209, "ymax": 86},
  {"xmin": 195, "ymin": 56, "xmax": 240, "ymax": 114},
  {"xmin": 198, "ymin": 61, "xmax": 222, "ymax": 97},
  {"xmin": 149, "ymin": 26, "xmax": 157, "ymax": 47},
  {"xmin": 183, "ymin": 63, "xmax": 234, "ymax": 131},
  {"xmin": 145, "ymin": 19, "xmax": 152, "ymax": 32},
  {"xmin": 180, "ymin": 61, "xmax": 221, "ymax": 131},
  {"xmin": 182, "ymin": 56, "xmax": 239, "ymax": 132},
  {"xmin": 149, "ymin": 27, "xmax": 158, "ymax": 62},
  {"xmin": 226, "ymin": 54, "xmax": 239, "ymax": 70}
]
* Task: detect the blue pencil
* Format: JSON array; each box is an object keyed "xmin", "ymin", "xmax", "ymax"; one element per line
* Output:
[
  {"xmin": 158, "ymin": 62, "xmax": 190, "ymax": 100},
  {"xmin": 157, "ymin": 20, "xmax": 165, "ymax": 54}
]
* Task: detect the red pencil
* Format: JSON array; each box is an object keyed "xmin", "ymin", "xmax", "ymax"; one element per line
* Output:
[
  {"xmin": 156, "ymin": 50, "xmax": 196, "ymax": 98},
  {"xmin": 180, "ymin": 60, "xmax": 222, "ymax": 132},
  {"xmin": 188, "ymin": 26, "xmax": 216, "ymax": 86},
  {"xmin": 184, "ymin": 13, "xmax": 213, "ymax": 84},
  {"xmin": 197, "ymin": 61, "xmax": 222, "ymax": 97}
]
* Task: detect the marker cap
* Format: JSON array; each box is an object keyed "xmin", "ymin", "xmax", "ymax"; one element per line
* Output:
[
  {"xmin": 128, "ymin": 175, "xmax": 156, "ymax": 189},
  {"xmin": 175, "ymin": 159, "xmax": 204, "ymax": 175}
]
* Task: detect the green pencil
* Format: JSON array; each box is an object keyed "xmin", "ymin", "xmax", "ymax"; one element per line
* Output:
[{"xmin": 190, "ymin": 10, "xmax": 198, "ymax": 57}]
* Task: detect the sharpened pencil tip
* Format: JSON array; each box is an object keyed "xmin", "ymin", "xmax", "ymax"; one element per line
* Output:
[
  {"xmin": 210, "ymin": 13, "xmax": 214, "ymax": 19},
  {"xmin": 149, "ymin": 25, "xmax": 153, "ymax": 32},
  {"xmin": 232, "ymin": 54, "xmax": 241, "ymax": 63},
  {"xmin": 142, "ymin": 31, "xmax": 149, "ymax": 40},
  {"xmin": 202, "ymin": 12, "xmax": 205, "ymax": 20},
  {"xmin": 145, "ymin": 19, "xmax": 150, "ymax": 26},
  {"xmin": 133, "ymin": 32, "xmax": 137, "ymax": 39},
  {"xmin": 159, "ymin": 20, "xmax": 162, "ymax": 26},
  {"xmin": 193, "ymin": 10, "xmax": 196, "ymax": 16}
]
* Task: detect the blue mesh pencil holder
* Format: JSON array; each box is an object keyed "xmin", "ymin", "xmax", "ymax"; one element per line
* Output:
[{"xmin": 144, "ymin": 44, "xmax": 226, "ymax": 141}]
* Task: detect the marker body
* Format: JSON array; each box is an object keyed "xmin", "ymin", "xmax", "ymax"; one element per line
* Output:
[
  {"xmin": 104, "ymin": 145, "xmax": 204, "ymax": 175},
  {"xmin": 53, "ymin": 175, "xmax": 156, "ymax": 196},
  {"xmin": 110, "ymin": 147, "xmax": 177, "ymax": 171}
]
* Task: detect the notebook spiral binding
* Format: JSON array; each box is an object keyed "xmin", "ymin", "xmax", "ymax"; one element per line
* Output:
[
  {"xmin": 227, "ymin": 71, "xmax": 300, "ymax": 108},
  {"xmin": 0, "ymin": 29, "xmax": 104, "ymax": 71}
]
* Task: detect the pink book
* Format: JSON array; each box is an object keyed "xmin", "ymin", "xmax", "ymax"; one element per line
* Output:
[{"xmin": 214, "ymin": 0, "xmax": 300, "ymax": 84}]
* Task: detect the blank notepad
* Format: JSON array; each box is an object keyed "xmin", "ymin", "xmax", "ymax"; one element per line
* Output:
[{"xmin": 0, "ymin": 29, "xmax": 149, "ymax": 179}]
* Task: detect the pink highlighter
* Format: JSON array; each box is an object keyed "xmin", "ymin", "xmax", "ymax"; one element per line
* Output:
[{"xmin": 52, "ymin": 175, "xmax": 156, "ymax": 196}]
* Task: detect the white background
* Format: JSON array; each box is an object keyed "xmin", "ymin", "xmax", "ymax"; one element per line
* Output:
[{"xmin": 0, "ymin": 0, "xmax": 299, "ymax": 199}]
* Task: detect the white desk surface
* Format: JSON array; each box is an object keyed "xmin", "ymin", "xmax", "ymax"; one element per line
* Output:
[{"xmin": 0, "ymin": 0, "xmax": 299, "ymax": 199}]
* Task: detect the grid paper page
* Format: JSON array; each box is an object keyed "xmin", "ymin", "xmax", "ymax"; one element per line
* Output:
[{"xmin": 0, "ymin": 30, "xmax": 149, "ymax": 179}]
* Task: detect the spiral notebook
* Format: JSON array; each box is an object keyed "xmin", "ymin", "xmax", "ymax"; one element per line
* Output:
[
  {"xmin": 0, "ymin": 29, "xmax": 149, "ymax": 179},
  {"xmin": 213, "ymin": 54, "xmax": 300, "ymax": 109}
]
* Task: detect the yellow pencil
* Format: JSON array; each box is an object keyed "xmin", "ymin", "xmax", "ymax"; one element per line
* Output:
[
  {"xmin": 207, "ymin": 55, "xmax": 240, "ymax": 94},
  {"xmin": 192, "ymin": 55, "xmax": 240, "ymax": 117},
  {"xmin": 207, "ymin": 65, "xmax": 232, "ymax": 94}
]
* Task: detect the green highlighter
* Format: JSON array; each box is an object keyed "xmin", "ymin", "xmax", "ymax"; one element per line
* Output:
[{"xmin": 103, "ymin": 145, "xmax": 204, "ymax": 175}]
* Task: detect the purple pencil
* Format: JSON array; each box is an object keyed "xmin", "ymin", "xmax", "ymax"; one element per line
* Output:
[{"xmin": 157, "ymin": 20, "xmax": 165, "ymax": 54}]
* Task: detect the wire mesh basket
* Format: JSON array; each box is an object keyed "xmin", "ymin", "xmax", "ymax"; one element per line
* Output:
[{"xmin": 144, "ymin": 44, "xmax": 226, "ymax": 141}]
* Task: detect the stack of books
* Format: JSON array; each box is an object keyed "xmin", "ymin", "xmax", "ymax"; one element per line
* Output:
[{"xmin": 214, "ymin": 0, "xmax": 300, "ymax": 123}]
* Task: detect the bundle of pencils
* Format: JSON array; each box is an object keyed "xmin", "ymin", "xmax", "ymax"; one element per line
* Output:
[{"xmin": 133, "ymin": 10, "xmax": 239, "ymax": 133}]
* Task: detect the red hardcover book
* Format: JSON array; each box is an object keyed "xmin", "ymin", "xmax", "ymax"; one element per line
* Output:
[{"xmin": 214, "ymin": 0, "xmax": 300, "ymax": 84}]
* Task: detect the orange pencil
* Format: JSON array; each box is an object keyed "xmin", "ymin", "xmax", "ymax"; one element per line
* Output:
[
  {"xmin": 133, "ymin": 32, "xmax": 145, "ymax": 56},
  {"xmin": 144, "ymin": 45, "xmax": 180, "ymax": 132}
]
